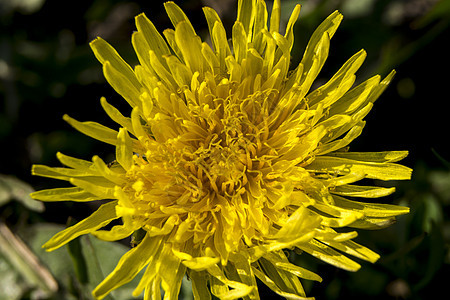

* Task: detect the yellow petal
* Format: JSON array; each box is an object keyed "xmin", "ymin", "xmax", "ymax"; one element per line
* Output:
[
  {"xmin": 164, "ymin": 1, "xmax": 194, "ymax": 30},
  {"xmin": 322, "ymin": 239, "xmax": 380, "ymax": 263},
  {"xmin": 332, "ymin": 184, "xmax": 396, "ymax": 198},
  {"xmin": 269, "ymin": 0, "xmax": 280, "ymax": 33},
  {"xmin": 70, "ymin": 177, "xmax": 115, "ymax": 199},
  {"xmin": 174, "ymin": 21, "xmax": 204, "ymax": 73},
  {"xmin": 164, "ymin": 54, "xmax": 193, "ymax": 88},
  {"xmin": 43, "ymin": 200, "xmax": 119, "ymax": 251},
  {"xmin": 92, "ymin": 225, "xmax": 134, "ymax": 241},
  {"xmin": 333, "ymin": 195, "xmax": 410, "ymax": 218},
  {"xmin": 367, "ymin": 69, "xmax": 396, "ymax": 103},
  {"xmin": 30, "ymin": 187, "xmax": 100, "ymax": 202},
  {"xmin": 116, "ymin": 128, "xmax": 133, "ymax": 171},
  {"xmin": 252, "ymin": 0, "xmax": 268, "ymax": 53},
  {"xmin": 329, "ymin": 150, "xmax": 409, "ymax": 163},
  {"xmin": 307, "ymin": 155, "xmax": 412, "ymax": 181},
  {"xmin": 274, "ymin": 261, "xmax": 322, "ymax": 282},
  {"xmin": 103, "ymin": 61, "xmax": 142, "ymax": 109},
  {"xmin": 132, "ymin": 240, "xmax": 164, "ymax": 296},
  {"xmin": 298, "ymin": 239, "xmax": 361, "ymax": 272},
  {"xmin": 201, "ymin": 42, "xmax": 220, "ymax": 75},
  {"xmin": 183, "ymin": 256, "xmax": 220, "ymax": 271},
  {"xmin": 158, "ymin": 244, "xmax": 185, "ymax": 299},
  {"xmin": 207, "ymin": 264, "xmax": 254, "ymax": 300},
  {"xmin": 63, "ymin": 114, "xmax": 118, "ymax": 146},
  {"xmin": 316, "ymin": 122, "xmax": 364, "ymax": 155},
  {"xmin": 131, "ymin": 107, "xmax": 155, "ymax": 148},
  {"xmin": 273, "ymin": 206, "xmax": 321, "ymax": 242},
  {"xmin": 93, "ymin": 234, "xmax": 163, "ymax": 300},
  {"xmin": 297, "ymin": 11, "xmax": 342, "ymax": 88},
  {"xmin": 232, "ymin": 21, "xmax": 247, "ymax": 64},
  {"xmin": 90, "ymin": 37, "xmax": 141, "ymax": 91},
  {"xmin": 328, "ymin": 75, "xmax": 380, "ymax": 116},
  {"xmin": 100, "ymin": 97, "xmax": 133, "ymax": 133},
  {"xmin": 56, "ymin": 152, "xmax": 93, "ymax": 170},
  {"xmin": 135, "ymin": 13, "xmax": 171, "ymax": 59},
  {"xmin": 350, "ymin": 216, "xmax": 397, "ymax": 230},
  {"xmin": 284, "ymin": 4, "xmax": 301, "ymax": 49},
  {"xmin": 237, "ymin": 0, "xmax": 255, "ymax": 40},
  {"xmin": 190, "ymin": 271, "xmax": 212, "ymax": 300},
  {"xmin": 209, "ymin": 18, "xmax": 231, "ymax": 71},
  {"xmin": 308, "ymin": 49, "xmax": 366, "ymax": 109},
  {"xmin": 92, "ymin": 155, "xmax": 126, "ymax": 186},
  {"xmin": 31, "ymin": 164, "xmax": 94, "ymax": 181},
  {"xmin": 252, "ymin": 266, "xmax": 311, "ymax": 300}
]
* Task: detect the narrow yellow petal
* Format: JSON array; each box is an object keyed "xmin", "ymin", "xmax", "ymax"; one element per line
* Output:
[
  {"xmin": 308, "ymin": 49, "xmax": 367, "ymax": 109},
  {"xmin": 298, "ymin": 239, "xmax": 361, "ymax": 272},
  {"xmin": 328, "ymin": 75, "xmax": 380, "ymax": 116},
  {"xmin": 174, "ymin": 21, "xmax": 204, "ymax": 73},
  {"xmin": 269, "ymin": 0, "xmax": 280, "ymax": 33},
  {"xmin": 43, "ymin": 200, "xmax": 118, "ymax": 251},
  {"xmin": 307, "ymin": 156, "xmax": 412, "ymax": 181},
  {"xmin": 284, "ymin": 4, "xmax": 301, "ymax": 49},
  {"xmin": 103, "ymin": 61, "xmax": 142, "ymax": 109},
  {"xmin": 322, "ymin": 239, "xmax": 380, "ymax": 263},
  {"xmin": 259, "ymin": 252, "xmax": 306, "ymax": 295},
  {"xmin": 232, "ymin": 21, "xmax": 247, "ymax": 64},
  {"xmin": 201, "ymin": 42, "xmax": 220, "ymax": 74},
  {"xmin": 164, "ymin": 54, "xmax": 193, "ymax": 88},
  {"xmin": 252, "ymin": 267, "xmax": 310, "ymax": 300},
  {"xmin": 135, "ymin": 13, "xmax": 171, "ymax": 58},
  {"xmin": 100, "ymin": 97, "xmax": 133, "ymax": 133},
  {"xmin": 237, "ymin": 0, "xmax": 256, "ymax": 40},
  {"xmin": 92, "ymin": 155, "xmax": 126, "ymax": 186},
  {"xmin": 207, "ymin": 264, "xmax": 254, "ymax": 300},
  {"xmin": 90, "ymin": 37, "xmax": 141, "ymax": 91},
  {"xmin": 159, "ymin": 245, "xmax": 185, "ymax": 299},
  {"xmin": 163, "ymin": 28, "xmax": 184, "ymax": 64},
  {"xmin": 30, "ymin": 187, "xmax": 100, "ymax": 202},
  {"xmin": 297, "ymin": 11, "xmax": 343, "ymax": 90},
  {"xmin": 70, "ymin": 177, "xmax": 115, "ymax": 199},
  {"xmin": 92, "ymin": 225, "xmax": 134, "ymax": 241},
  {"xmin": 252, "ymin": 0, "xmax": 268, "ymax": 53},
  {"xmin": 367, "ymin": 69, "xmax": 396, "ymax": 103},
  {"xmin": 190, "ymin": 271, "xmax": 212, "ymax": 300},
  {"xmin": 149, "ymin": 50, "xmax": 178, "ymax": 90},
  {"xmin": 131, "ymin": 107, "xmax": 156, "ymax": 148},
  {"xmin": 316, "ymin": 122, "xmax": 365, "ymax": 155},
  {"xmin": 333, "ymin": 195, "xmax": 410, "ymax": 218},
  {"xmin": 63, "ymin": 114, "xmax": 118, "ymax": 146},
  {"xmin": 273, "ymin": 206, "xmax": 320, "ymax": 242},
  {"xmin": 328, "ymin": 150, "xmax": 409, "ymax": 163},
  {"xmin": 116, "ymin": 128, "xmax": 133, "ymax": 171},
  {"xmin": 56, "ymin": 152, "xmax": 93, "ymax": 170},
  {"xmin": 202, "ymin": 5, "xmax": 232, "ymax": 70},
  {"xmin": 332, "ymin": 184, "xmax": 396, "ymax": 198},
  {"xmin": 182, "ymin": 256, "xmax": 220, "ymax": 271},
  {"xmin": 93, "ymin": 234, "xmax": 163, "ymax": 299},
  {"xmin": 274, "ymin": 261, "xmax": 322, "ymax": 282},
  {"xmin": 164, "ymin": 1, "xmax": 195, "ymax": 30}
]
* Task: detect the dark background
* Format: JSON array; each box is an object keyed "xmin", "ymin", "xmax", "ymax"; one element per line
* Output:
[{"xmin": 1, "ymin": 0, "xmax": 449, "ymax": 299}]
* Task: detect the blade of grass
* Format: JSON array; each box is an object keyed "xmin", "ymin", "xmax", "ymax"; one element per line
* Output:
[{"xmin": 0, "ymin": 222, "xmax": 58, "ymax": 295}]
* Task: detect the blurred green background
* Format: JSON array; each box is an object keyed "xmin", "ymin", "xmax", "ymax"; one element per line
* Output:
[{"xmin": 1, "ymin": 0, "xmax": 449, "ymax": 299}]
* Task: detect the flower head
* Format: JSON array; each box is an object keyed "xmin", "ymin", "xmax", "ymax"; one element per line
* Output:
[{"xmin": 32, "ymin": 0, "xmax": 411, "ymax": 299}]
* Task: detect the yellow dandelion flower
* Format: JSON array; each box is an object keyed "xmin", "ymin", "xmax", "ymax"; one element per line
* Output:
[{"xmin": 31, "ymin": 0, "xmax": 412, "ymax": 299}]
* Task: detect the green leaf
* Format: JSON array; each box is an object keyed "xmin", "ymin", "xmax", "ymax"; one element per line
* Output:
[
  {"xmin": 66, "ymin": 219, "xmax": 89, "ymax": 285},
  {"xmin": 0, "ymin": 222, "xmax": 58, "ymax": 297},
  {"xmin": 0, "ymin": 174, "xmax": 44, "ymax": 212}
]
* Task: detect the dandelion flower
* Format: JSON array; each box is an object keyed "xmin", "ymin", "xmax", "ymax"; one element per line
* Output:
[{"xmin": 32, "ymin": 0, "xmax": 412, "ymax": 299}]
